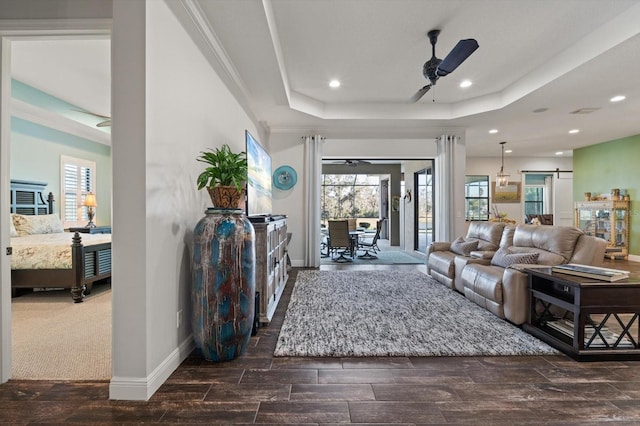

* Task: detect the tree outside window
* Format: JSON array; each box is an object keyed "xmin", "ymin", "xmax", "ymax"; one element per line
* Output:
[
  {"xmin": 321, "ymin": 174, "xmax": 380, "ymax": 225},
  {"xmin": 465, "ymin": 175, "xmax": 489, "ymax": 220}
]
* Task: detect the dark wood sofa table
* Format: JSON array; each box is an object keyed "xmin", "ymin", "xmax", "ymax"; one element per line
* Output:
[{"xmin": 523, "ymin": 267, "xmax": 640, "ymax": 361}]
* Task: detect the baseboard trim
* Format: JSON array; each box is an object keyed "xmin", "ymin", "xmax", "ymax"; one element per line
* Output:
[
  {"xmin": 628, "ymin": 254, "xmax": 640, "ymax": 263},
  {"xmin": 109, "ymin": 335, "xmax": 195, "ymax": 401}
]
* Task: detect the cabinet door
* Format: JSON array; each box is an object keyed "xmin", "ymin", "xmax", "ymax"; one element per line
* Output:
[{"xmin": 613, "ymin": 206, "xmax": 627, "ymax": 247}]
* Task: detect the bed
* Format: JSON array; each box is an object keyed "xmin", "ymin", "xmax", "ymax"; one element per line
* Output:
[{"xmin": 10, "ymin": 180, "xmax": 112, "ymax": 302}]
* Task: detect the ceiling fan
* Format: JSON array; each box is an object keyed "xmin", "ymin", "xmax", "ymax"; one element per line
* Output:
[
  {"xmin": 410, "ymin": 29, "xmax": 479, "ymax": 103},
  {"xmin": 332, "ymin": 159, "xmax": 372, "ymax": 167},
  {"xmin": 74, "ymin": 109, "xmax": 112, "ymax": 127}
]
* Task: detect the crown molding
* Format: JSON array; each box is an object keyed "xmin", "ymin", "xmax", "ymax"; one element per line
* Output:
[
  {"xmin": 12, "ymin": 98, "xmax": 111, "ymax": 146},
  {"xmin": 0, "ymin": 19, "xmax": 111, "ymax": 36}
]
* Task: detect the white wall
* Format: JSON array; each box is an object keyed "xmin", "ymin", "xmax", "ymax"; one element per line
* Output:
[
  {"xmin": 269, "ymin": 133, "xmax": 305, "ymax": 265},
  {"xmin": 466, "ymin": 156, "xmax": 574, "ymax": 223},
  {"xmin": 110, "ymin": 0, "xmax": 262, "ymax": 400}
]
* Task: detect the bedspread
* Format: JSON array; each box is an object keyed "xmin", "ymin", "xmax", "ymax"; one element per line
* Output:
[{"xmin": 11, "ymin": 232, "xmax": 111, "ymax": 270}]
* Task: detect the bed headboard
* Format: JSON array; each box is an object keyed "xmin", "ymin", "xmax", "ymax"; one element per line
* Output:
[{"xmin": 10, "ymin": 180, "xmax": 55, "ymax": 215}]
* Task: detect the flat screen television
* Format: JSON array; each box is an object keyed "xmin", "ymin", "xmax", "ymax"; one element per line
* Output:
[{"xmin": 245, "ymin": 130, "xmax": 272, "ymax": 216}]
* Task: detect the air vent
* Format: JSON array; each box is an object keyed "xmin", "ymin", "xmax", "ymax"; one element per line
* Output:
[{"xmin": 570, "ymin": 108, "xmax": 600, "ymax": 114}]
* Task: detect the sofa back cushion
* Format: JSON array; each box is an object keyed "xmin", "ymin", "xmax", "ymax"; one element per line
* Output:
[
  {"xmin": 512, "ymin": 225, "xmax": 584, "ymax": 263},
  {"xmin": 499, "ymin": 225, "xmax": 515, "ymax": 248},
  {"xmin": 466, "ymin": 221, "xmax": 505, "ymax": 251},
  {"xmin": 570, "ymin": 234, "xmax": 607, "ymax": 266}
]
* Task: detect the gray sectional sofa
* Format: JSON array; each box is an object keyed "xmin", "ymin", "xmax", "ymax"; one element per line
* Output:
[{"xmin": 427, "ymin": 223, "xmax": 607, "ymax": 326}]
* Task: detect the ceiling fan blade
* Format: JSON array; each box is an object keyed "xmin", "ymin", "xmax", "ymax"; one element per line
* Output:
[
  {"xmin": 436, "ymin": 39, "xmax": 479, "ymax": 77},
  {"xmin": 409, "ymin": 84, "xmax": 431, "ymax": 103}
]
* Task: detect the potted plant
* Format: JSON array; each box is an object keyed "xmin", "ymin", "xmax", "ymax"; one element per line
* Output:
[{"xmin": 196, "ymin": 144, "xmax": 248, "ymax": 209}]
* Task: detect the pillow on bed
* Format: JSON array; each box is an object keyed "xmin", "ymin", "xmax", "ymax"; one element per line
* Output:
[
  {"xmin": 12, "ymin": 213, "xmax": 64, "ymax": 236},
  {"xmin": 9, "ymin": 217, "xmax": 18, "ymax": 237}
]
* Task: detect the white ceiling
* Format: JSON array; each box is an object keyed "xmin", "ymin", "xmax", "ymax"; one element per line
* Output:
[{"xmin": 9, "ymin": 0, "xmax": 640, "ymax": 158}]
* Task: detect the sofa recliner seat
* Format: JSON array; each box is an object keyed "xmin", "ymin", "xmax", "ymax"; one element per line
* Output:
[
  {"xmin": 459, "ymin": 225, "xmax": 607, "ymax": 325},
  {"xmin": 426, "ymin": 221, "xmax": 509, "ymax": 290}
]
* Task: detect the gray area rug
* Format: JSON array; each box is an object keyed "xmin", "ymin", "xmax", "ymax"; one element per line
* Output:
[
  {"xmin": 274, "ymin": 270, "xmax": 558, "ymax": 357},
  {"xmin": 321, "ymin": 248, "xmax": 424, "ymax": 265}
]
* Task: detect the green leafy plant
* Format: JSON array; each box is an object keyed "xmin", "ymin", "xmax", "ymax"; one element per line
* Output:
[{"xmin": 196, "ymin": 144, "xmax": 247, "ymax": 191}]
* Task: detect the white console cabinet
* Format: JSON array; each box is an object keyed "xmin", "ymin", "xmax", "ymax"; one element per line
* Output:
[{"xmin": 252, "ymin": 218, "xmax": 288, "ymax": 323}]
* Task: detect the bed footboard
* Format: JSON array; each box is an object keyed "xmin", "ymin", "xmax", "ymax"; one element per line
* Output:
[
  {"xmin": 11, "ymin": 233, "xmax": 112, "ymax": 303},
  {"xmin": 71, "ymin": 232, "xmax": 112, "ymax": 302}
]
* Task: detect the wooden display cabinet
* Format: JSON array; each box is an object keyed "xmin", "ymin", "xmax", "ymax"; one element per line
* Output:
[{"xmin": 574, "ymin": 200, "xmax": 629, "ymax": 260}]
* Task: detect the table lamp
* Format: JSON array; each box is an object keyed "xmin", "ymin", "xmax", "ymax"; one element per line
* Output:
[{"xmin": 83, "ymin": 192, "xmax": 97, "ymax": 228}]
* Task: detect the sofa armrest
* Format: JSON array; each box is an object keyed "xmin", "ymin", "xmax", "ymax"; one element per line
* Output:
[
  {"xmin": 470, "ymin": 250, "xmax": 496, "ymax": 259},
  {"xmin": 428, "ymin": 241, "xmax": 452, "ymax": 254},
  {"xmin": 502, "ymin": 268, "xmax": 530, "ymax": 325}
]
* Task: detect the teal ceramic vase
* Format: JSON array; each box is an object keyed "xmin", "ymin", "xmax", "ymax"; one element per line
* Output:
[{"xmin": 192, "ymin": 208, "xmax": 256, "ymax": 361}]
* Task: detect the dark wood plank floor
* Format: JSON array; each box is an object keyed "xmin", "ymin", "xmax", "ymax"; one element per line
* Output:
[{"xmin": 2, "ymin": 260, "xmax": 640, "ymax": 424}]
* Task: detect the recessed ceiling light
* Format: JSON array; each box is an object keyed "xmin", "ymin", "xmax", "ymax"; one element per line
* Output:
[
  {"xmin": 488, "ymin": 129, "xmax": 498, "ymax": 134},
  {"xmin": 569, "ymin": 129, "xmax": 580, "ymax": 134},
  {"xmin": 329, "ymin": 79, "xmax": 341, "ymax": 88},
  {"xmin": 610, "ymin": 95, "xmax": 626, "ymax": 102},
  {"xmin": 505, "ymin": 149, "xmax": 512, "ymax": 154},
  {"xmin": 556, "ymin": 151, "xmax": 563, "ymax": 155},
  {"xmin": 459, "ymin": 80, "xmax": 472, "ymax": 88}
]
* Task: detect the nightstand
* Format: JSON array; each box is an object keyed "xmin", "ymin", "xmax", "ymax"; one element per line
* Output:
[{"xmin": 68, "ymin": 226, "xmax": 112, "ymax": 234}]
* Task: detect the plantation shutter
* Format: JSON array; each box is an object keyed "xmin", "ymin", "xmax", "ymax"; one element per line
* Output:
[{"xmin": 60, "ymin": 155, "xmax": 96, "ymax": 227}]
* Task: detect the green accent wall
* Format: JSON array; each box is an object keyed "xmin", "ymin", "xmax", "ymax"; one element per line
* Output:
[{"xmin": 574, "ymin": 134, "xmax": 639, "ymax": 256}]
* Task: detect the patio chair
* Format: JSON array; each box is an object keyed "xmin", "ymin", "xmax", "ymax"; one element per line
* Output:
[
  {"xmin": 328, "ymin": 220, "xmax": 353, "ymax": 262},
  {"xmin": 357, "ymin": 220, "xmax": 382, "ymax": 259}
]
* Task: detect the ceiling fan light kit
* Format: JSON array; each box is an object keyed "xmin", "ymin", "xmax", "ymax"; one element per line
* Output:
[
  {"xmin": 411, "ymin": 29, "xmax": 479, "ymax": 103},
  {"xmin": 496, "ymin": 141, "xmax": 510, "ymax": 188}
]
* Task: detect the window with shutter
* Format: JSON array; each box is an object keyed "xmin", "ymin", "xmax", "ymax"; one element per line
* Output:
[{"xmin": 60, "ymin": 155, "xmax": 96, "ymax": 228}]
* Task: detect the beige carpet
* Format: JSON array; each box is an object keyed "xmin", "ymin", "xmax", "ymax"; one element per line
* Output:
[{"xmin": 11, "ymin": 284, "xmax": 111, "ymax": 380}]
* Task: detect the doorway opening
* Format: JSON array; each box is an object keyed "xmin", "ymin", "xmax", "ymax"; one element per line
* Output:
[{"xmin": 1, "ymin": 29, "xmax": 112, "ymax": 383}]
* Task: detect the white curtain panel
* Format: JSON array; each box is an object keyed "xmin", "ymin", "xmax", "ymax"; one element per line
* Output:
[
  {"xmin": 435, "ymin": 135, "xmax": 459, "ymax": 242},
  {"xmin": 303, "ymin": 135, "xmax": 323, "ymax": 267}
]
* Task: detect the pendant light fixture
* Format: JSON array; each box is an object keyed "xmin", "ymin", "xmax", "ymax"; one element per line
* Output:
[{"xmin": 496, "ymin": 141, "xmax": 510, "ymax": 187}]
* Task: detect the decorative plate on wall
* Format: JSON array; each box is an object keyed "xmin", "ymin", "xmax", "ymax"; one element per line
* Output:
[{"xmin": 273, "ymin": 165, "xmax": 297, "ymax": 190}]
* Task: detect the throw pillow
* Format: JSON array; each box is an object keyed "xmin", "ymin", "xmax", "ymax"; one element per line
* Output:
[
  {"xmin": 12, "ymin": 213, "xmax": 64, "ymax": 236},
  {"xmin": 450, "ymin": 236, "xmax": 479, "ymax": 256},
  {"xmin": 9, "ymin": 216, "xmax": 18, "ymax": 237},
  {"xmin": 490, "ymin": 247, "xmax": 512, "ymax": 267},
  {"xmin": 491, "ymin": 247, "xmax": 540, "ymax": 268}
]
